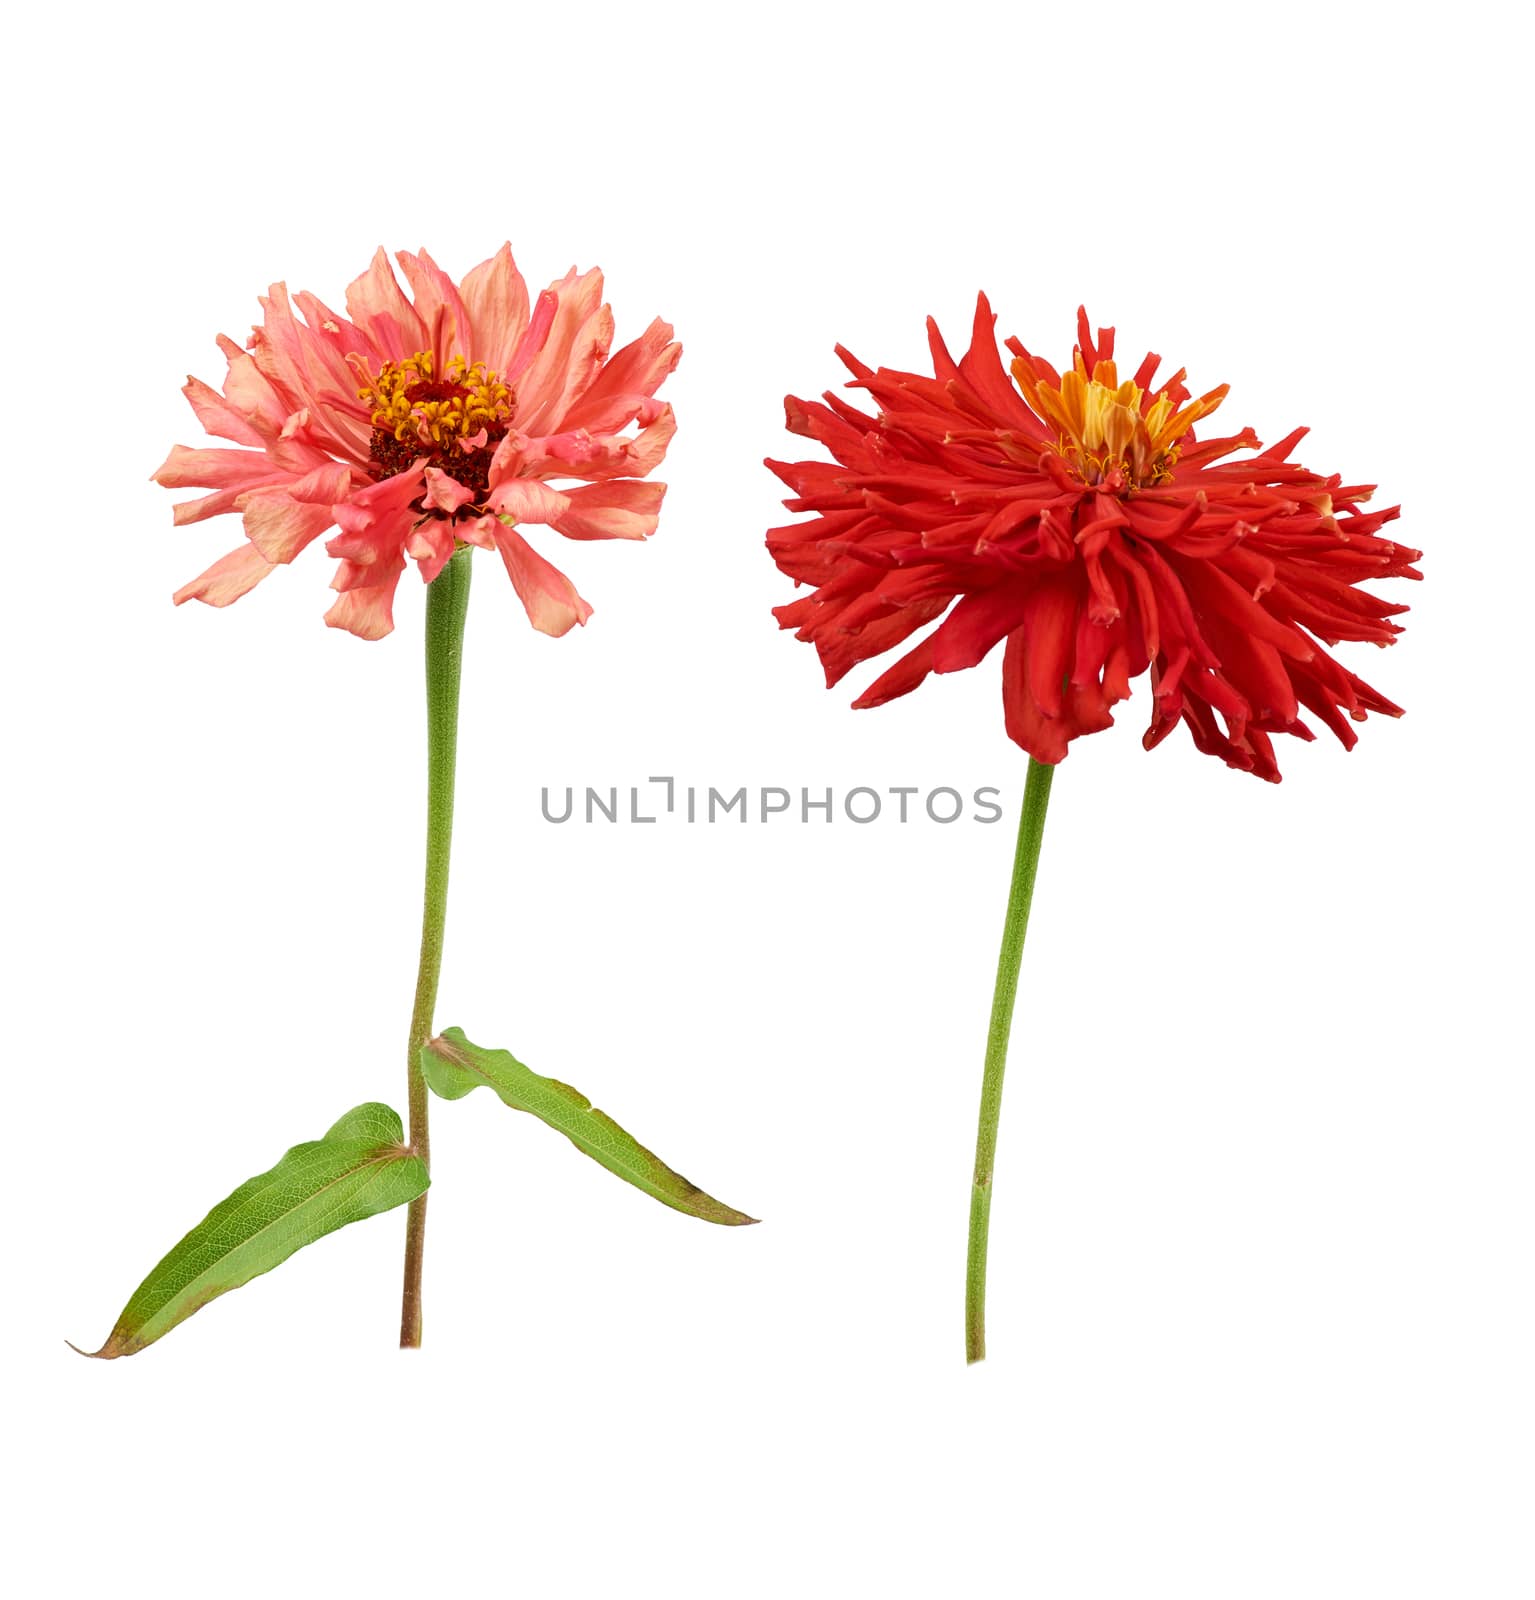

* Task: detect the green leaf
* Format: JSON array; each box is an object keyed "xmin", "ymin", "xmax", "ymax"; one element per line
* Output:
[
  {"xmin": 422, "ymin": 1028, "xmax": 756, "ymax": 1227},
  {"xmin": 78, "ymin": 1102, "xmax": 428, "ymax": 1359}
]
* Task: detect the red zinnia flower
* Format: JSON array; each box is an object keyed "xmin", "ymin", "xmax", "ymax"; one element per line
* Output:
[
  {"xmin": 156, "ymin": 246, "xmax": 679, "ymax": 640},
  {"xmin": 767, "ymin": 302, "xmax": 1418, "ymax": 781}
]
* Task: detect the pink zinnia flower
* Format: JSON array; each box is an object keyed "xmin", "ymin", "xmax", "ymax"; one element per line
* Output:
[{"xmin": 156, "ymin": 247, "xmax": 680, "ymax": 639}]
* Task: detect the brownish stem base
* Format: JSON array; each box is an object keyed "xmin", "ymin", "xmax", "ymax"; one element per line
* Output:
[{"xmin": 400, "ymin": 1192, "xmax": 428, "ymax": 1348}]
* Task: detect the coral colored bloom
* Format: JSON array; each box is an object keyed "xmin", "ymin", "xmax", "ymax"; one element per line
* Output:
[
  {"xmin": 767, "ymin": 303, "xmax": 1419, "ymax": 781},
  {"xmin": 156, "ymin": 247, "xmax": 680, "ymax": 640}
]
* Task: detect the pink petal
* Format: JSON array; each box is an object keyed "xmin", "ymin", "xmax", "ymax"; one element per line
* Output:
[
  {"xmin": 344, "ymin": 248, "xmax": 428, "ymax": 363},
  {"xmin": 513, "ymin": 268, "xmax": 608, "ymax": 432},
  {"xmin": 329, "ymin": 558, "xmax": 381, "ymax": 593},
  {"xmin": 459, "ymin": 243, "xmax": 531, "ymax": 376},
  {"xmin": 154, "ymin": 445, "xmax": 294, "ymax": 526},
  {"xmin": 457, "ymin": 514, "xmax": 501, "ymax": 550},
  {"xmin": 516, "ymin": 400, "xmax": 676, "ymax": 483},
  {"xmin": 487, "ymin": 429, "xmax": 529, "ymax": 481},
  {"xmin": 291, "ymin": 290, "xmax": 370, "ymax": 360},
  {"xmin": 324, "ymin": 552, "xmax": 406, "ymax": 639},
  {"xmin": 326, "ymin": 467, "xmax": 426, "ymax": 565},
  {"xmin": 552, "ymin": 480, "xmax": 666, "ymax": 541},
  {"xmin": 624, "ymin": 402, "xmax": 677, "ymax": 478},
  {"xmin": 182, "ymin": 375, "xmax": 266, "ymax": 447},
  {"xmin": 423, "ymin": 467, "xmax": 476, "ymax": 514},
  {"xmin": 290, "ymin": 289, "xmax": 382, "ymax": 454},
  {"xmin": 492, "ymin": 525, "xmax": 592, "ymax": 636},
  {"xmin": 324, "ymin": 581, "xmax": 402, "ymax": 640},
  {"xmin": 250, "ymin": 284, "xmax": 372, "ymax": 464},
  {"xmin": 485, "ymin": 476, "xmax": 571, "ymax": 523},
  {"xmin": 241, "ymin": 493, "xmax": 337, "ymax": 564},
  {"xmin": 405, "ymin": 519, "xmax": 456, "ymax": 584},
  {"xmin": 503, "ymin": 288, "xmax": 557, "ymax": 384},
  {"xmin": 286, "ymin": 462, "xmax": 355, "ymax": 504},
  {"xmin": 561, "ymin": 318, "xmax": 681, "ymax": 434},
  {"xmin": 173, "ymin": 542, "xmax": 275, "ymax": 608},
  {"xmin": 397, "ymin": 248, "xmax": 472, "ymax": 364},
  {"xmin": 217, "ymin": 336, "xmax": 290, "ymax": 438},
  {"xmin": 170, "ymin": 488, "xmax": 249, "ymax": 527},
  {"xmin": 526, "ymin": 428, "xmax": 602, "ymax": 469},
  {"xmin": 152, "ymin": 445, "xmax": 285, "ymax": 491}
]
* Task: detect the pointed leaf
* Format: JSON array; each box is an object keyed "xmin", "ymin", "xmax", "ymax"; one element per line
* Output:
[
  {"xmin": 422, "ymin": 1028, "xmax": 756, "ymax": 1226},
  {"xmin": 79, "ymin": 1102, "xmax": 429, "ymax": 1358}
]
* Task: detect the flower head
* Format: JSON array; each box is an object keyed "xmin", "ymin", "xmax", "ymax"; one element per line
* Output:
[
  {"xmin": 157, "ymin": 247, "xmax": 680, "ymax": 639},
  {"xmin": 767, "ymin": 302, "xmax": 1419, "ymax": 781}
]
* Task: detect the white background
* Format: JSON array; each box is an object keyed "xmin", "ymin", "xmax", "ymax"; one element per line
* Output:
[{"xmin": 5, "ymin": 2, "xmax": 1531, "ymax": 1594}]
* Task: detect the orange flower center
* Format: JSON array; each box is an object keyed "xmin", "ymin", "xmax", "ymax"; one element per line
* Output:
[
  {"xmin": 352, "ymin": 349, "xmax": 515, "ymax": 492},
  {"xmin": 1011, "ymin": 354, "xmax": 1229, "ymax": 493}
]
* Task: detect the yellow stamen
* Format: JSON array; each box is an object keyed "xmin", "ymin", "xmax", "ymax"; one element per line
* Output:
[
  {"xmin": 351, "ymin": 350, "xmax": 514, "ymax": 450},
  {"xmin": 1012, "ymin": 355, "xmax": 1228, "ymax": 491}
]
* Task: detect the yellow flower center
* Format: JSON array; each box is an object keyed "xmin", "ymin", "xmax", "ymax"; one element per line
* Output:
[
  {"xmin": 1011, "ymin": 353, "xmax": 1228, "ymax": 491},
  {"xmin": 353, "ymin": 350, "xmax": 514, "ymax": 448}
]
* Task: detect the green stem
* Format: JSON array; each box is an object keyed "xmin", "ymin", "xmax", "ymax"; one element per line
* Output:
[
  {"xmin": 965, "ymin": 756, "xmax": 1055, "ymax": 1365},
  {"xmin": 399, "ymin": 545, "xmax": 473, "ymax": 1350}
]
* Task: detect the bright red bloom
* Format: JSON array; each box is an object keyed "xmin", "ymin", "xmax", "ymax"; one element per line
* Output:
[
  {"xmin": 767, "ymin": 302, "xmax": 1419, "ymax": 781},
  {"xmin": 156, "ymin": 247, "xmax": 680, "ymax": 640}
]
